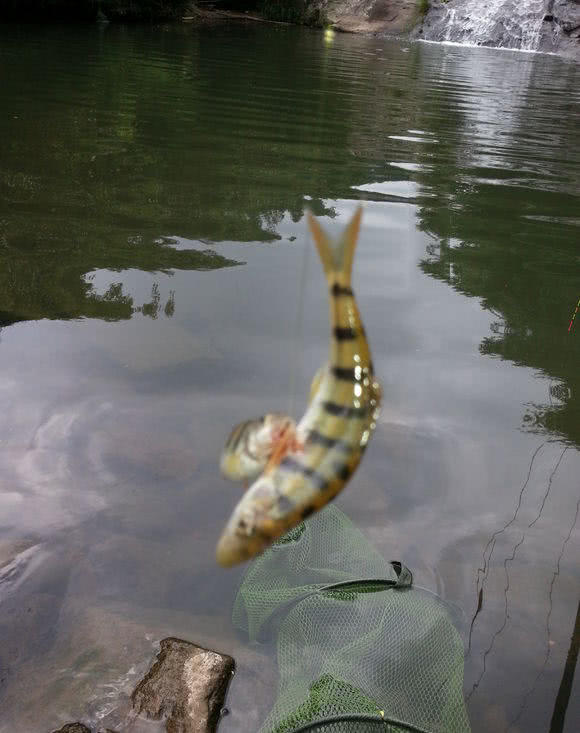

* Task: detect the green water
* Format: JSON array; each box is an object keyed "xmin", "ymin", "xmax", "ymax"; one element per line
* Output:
[{"xmin": 0, "ymin": 22, "xmax": 578, "ymax": 733}]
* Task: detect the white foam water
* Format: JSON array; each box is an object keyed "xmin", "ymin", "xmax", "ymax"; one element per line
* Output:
[{"xmin": 424, "ymin": 0, "xmax": 550, "ymax": 51}]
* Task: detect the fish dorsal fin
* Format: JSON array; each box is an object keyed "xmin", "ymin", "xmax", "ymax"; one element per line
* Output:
[{"xmin": 308, "ymin": 364, "xmax": 327, "ymax": 405}]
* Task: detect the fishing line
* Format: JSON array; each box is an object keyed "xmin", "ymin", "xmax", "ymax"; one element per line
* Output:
[
  {"xmin": 567, "ymin": 296, "xmax": 579, "ymax": 332},
  {"xmin": 287, "ymin": 222, "xmax": 311, "ymax": 418}
]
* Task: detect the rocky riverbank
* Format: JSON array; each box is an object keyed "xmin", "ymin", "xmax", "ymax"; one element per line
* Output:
[
  {"xmin": 324, "ymin": 1, "xmax": 423, "ymax": 34},
  {"xmin": 2, "ymin": 1, "xmax": 577, "ymax": 61},
  {"xmin": 0, "ymin": 1, "xmax": 423, "ymax": 33},
  {"xmin": 184, "ymin": 2, "xmax": 422, "ymax": 34},
  {"xmin": 190, "ymin": 1, "xmax": 580, "ymax": 60},
  {"xmin": 0, "ymin": 1, "xmax": 192, "ymax": 21},
  {"xmin": 542, "ymin": 0, "xmax": 580, "ymax": 57}
]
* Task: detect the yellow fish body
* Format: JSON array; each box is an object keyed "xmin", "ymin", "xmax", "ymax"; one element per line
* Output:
[{"xmin": 217, "ymin": 207, "xmax": 381, "ymax": 566}]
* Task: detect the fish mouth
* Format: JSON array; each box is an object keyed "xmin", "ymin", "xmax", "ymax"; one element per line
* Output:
[
  {"xmin": 216, "ymin": 520, "xmax": 273, "ymax": 567},
  {"xmin": 216, "ymin": 531, "xmax": 248, "ymax": 568}
]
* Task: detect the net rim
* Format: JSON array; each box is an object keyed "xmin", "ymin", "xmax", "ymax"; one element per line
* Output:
[{"xmin": 287, "ymin": 712, "xmax": 435, "ymax": 733}]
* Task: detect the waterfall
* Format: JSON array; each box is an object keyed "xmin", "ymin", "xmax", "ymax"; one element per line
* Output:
[{"xmin": 421, "ymin": 0, "xmax": 551, "ymax": 51}]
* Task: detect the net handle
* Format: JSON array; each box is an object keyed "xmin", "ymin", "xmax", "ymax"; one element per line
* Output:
[
  {"xmin": 252, "ymin": 568, "xmax": 412, "ymax": 642},
  {"xmin": 318, "ymin": 563, "xmax": 413, "ymax": 594}
]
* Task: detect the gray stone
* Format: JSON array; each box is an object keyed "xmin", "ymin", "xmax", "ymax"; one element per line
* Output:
[
  {"xmin": 539, "ymin": 0, "xmax": 580, "ymax": 58},
  {"xmin": 327, "ymin": 1, "xmax": 420, "ymax": 34},
  {"xmin": 131, "ymin": 637, "xmax": 235, "ymax": 733},
  {"xmin": 553, "ymin": 0, "xmax": 580, "ymax": 33}
]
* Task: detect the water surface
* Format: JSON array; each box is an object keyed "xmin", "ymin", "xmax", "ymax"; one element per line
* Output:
[{"xmin": 0, "ymin": 22, "xmax": 579, "ymax": 733}]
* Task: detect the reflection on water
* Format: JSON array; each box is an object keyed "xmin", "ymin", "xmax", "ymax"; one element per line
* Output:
[
  {"xmin": 417, "ymin": 45, "xmax": 580, "ymax": 449},
  {"xmin": 0, "ymin": 23, "xmax": 579, "ymax": 733},
  {"xmin": 466, "ymin": 444, "xmax": 577, "ymax": 708}
]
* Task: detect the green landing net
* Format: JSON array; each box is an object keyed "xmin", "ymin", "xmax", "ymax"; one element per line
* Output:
[{"xmin": 232, "ymin": 506, "xmax": 471, "ymax": 733}]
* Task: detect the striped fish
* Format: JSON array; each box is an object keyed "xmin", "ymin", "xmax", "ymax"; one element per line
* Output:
[{"xmin": 217, "ymin": 207, "xmax": 381, "ymax": 566}]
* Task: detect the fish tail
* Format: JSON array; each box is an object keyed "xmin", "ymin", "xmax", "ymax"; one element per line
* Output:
[{"xmin": 307, "ymin": 206, "xmax": 362, "ymax": 287}]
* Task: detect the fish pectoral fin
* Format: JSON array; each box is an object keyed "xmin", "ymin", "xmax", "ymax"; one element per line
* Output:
[
  {"xmin": 220, "ymin": 449, "xmax": 263, "ymax": 483},
  {"xmin": 221, "ymin": 413, "xmax": 298, "ymax": 483},
  {"xmin": 308, "ymin": 364, "xmax": 328, "ymax": 405}
]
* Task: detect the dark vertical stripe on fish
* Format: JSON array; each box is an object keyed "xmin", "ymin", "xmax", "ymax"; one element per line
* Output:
[
  {"xmin": 308, "ymin": 429, "xmax": 352, "ymax": 453},
  {"xmin": 322, "ymin": 401, "xmax": 368, "ymax": 419},
  {"xmin": 276, "ymin": 494, "xmax": 295, "ymax": 514},
  {"xmin": 331, "ymin": 283, "xmax": 353, "ymax": 297},
  {"xmin": 278, "ymin": 456, "xmax": 328, "ymax": 491},
  {"xmin": 334, "ymin": 462, "xmax": 353, "ymax": 482},
  {"xmin": 333, "ymin": 327, "xmax": 357, "ymax": 341},
  {"xmin": 331, "ymin": 366, "xmax": 358, "ymax": 382}
]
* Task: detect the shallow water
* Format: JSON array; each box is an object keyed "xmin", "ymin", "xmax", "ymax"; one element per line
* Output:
[{"xmin": 0, "ymin": 22, "xmax": 579, "ymax": 733}]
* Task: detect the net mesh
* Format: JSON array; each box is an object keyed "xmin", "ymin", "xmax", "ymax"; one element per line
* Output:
[{"xmin": 233, "ymin": 506, "xmax": 471, "ymax": 733}]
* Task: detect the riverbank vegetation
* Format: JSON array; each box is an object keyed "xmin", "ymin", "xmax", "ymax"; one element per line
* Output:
[
  {"xmin": 0, "ymin": 0, "xmax": 328, "ymax": 24},
  {"xmin": 255, "ymin": 1, "xmax": 326, "ymax": 25},
  {"xmin": 0, "ymin": 1, "xmax": 193, "ymax": 21}
]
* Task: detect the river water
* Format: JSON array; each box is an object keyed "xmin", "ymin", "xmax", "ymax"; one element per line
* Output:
[{"xmin": 0, "ymin": 22, "xmax": 578, "ymax": 733}]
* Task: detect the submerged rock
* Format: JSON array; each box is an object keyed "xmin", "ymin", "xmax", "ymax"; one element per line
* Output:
[{"xmin": 131, "ymin": 637, "xmax": 235, "ymax": 733}]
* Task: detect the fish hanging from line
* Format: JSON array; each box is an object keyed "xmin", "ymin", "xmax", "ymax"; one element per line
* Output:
[{"xmin": 217, "ymin": 207, "xmax": 381, "ymax": 567}]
